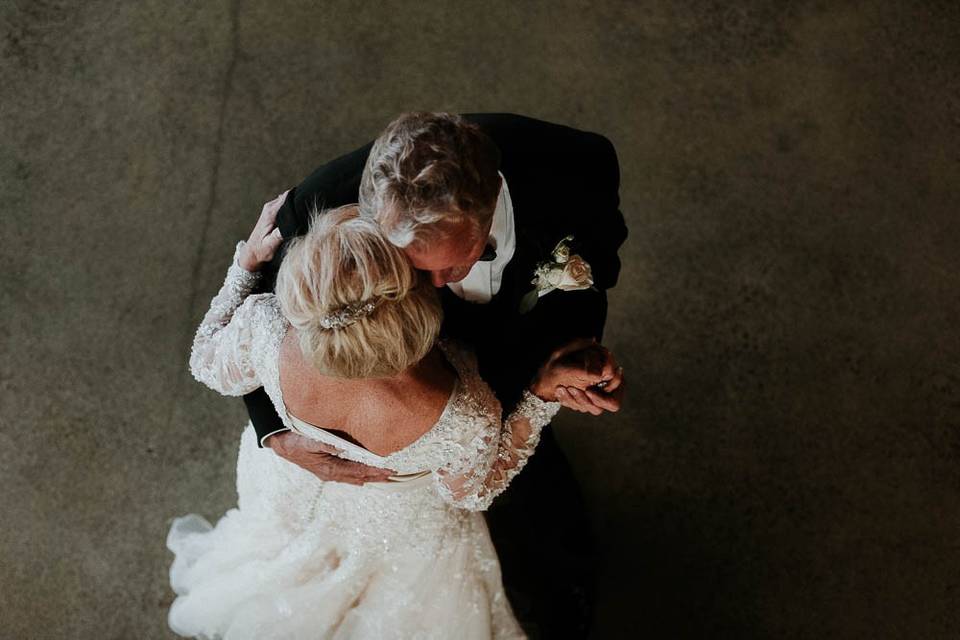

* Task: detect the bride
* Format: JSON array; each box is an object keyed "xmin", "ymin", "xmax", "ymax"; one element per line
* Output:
[{"xmin": 167, "ymin": 200, "xmax": 602, "ymax": 639}]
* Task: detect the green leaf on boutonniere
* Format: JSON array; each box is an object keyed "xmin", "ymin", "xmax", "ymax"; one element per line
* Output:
[{"xmin": 519, "ymin": 288, "xmax": 539, "ymax": 314}]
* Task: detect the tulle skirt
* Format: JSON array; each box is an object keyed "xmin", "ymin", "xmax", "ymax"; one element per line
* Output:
[{"xmin": 167, "ymin": 424, "xmax": 523, "ymax": 639}]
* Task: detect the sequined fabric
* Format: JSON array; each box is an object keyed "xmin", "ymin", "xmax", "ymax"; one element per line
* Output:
[{"xmin": 168, "ymin": 245, "xmax": 561, "ymax": 639}]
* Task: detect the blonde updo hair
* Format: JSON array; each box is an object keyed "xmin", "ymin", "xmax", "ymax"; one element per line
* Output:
[{"xmin": 276, "ymin": 204, "xmax": 442, "ymax": 379}]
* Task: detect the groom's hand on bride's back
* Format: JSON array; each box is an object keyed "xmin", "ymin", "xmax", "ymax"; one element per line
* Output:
[
  {"xmin": 266, "ymin": 431, "xmax": 396, "ymax": 485},
  {"xmin": 531, "ymin": 338, "xmax": 625, "ymax": 416}
]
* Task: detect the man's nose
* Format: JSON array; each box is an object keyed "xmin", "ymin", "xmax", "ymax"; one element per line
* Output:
[{"xmin": 430, "ymin": 271, "xmax": 449, "ymax": 287}]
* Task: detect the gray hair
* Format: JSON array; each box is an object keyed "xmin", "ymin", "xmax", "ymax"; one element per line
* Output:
[{"xmin": 358, "ymin": 112, "xmax": 501, "ymax": 249}]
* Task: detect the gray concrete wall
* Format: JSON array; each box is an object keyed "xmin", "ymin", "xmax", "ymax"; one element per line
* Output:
[{"xmin": 2, "ymin": 1, "xmax": 958, "ymax": 638}]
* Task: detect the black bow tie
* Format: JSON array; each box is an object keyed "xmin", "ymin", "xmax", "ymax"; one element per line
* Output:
[{"xmin": 478, "ymin": 243, "xmax": 497, "ymax": 262}]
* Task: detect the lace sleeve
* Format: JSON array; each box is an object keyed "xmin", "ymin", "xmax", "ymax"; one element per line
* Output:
[
  {"xmin": 437, "ymin": 389, "xmax": 561, "ymax": 512},
  {"xmin": 188, "ymin": 241, "xmax": 265, "ymax": 396}
]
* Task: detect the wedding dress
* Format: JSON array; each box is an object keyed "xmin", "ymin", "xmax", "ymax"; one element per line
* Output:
[{"xmin": 167, "ymin": 244, "xmax": 560, "ymax": 639}]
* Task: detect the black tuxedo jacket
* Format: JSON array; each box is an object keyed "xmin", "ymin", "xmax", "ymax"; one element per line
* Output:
[{"xmin": 245, "ymin": 113, "xmax": 627, "ymax": 444}]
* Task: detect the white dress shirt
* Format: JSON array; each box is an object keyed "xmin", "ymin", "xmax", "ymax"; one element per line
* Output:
[{"xmin": 446, "ymin": 173, "xmax": 516, "ymax": 304}]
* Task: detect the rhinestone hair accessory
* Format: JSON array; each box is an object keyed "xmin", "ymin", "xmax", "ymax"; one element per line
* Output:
[{"xmin": 318, "ymin": 299, "xmax": 380, "ymax": 330}]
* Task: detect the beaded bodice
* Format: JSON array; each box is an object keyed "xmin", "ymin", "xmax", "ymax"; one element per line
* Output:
[{"xmin": 189, "ymin": 243, "xmax": 561, "ymax": 511}]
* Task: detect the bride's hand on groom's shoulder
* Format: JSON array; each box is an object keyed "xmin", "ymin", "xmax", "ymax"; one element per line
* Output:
[
  {"xmin": 267, "ymin": 431, "xmax": 396, "ymax": 486},
  {"xmin": 531, "ymin": 338, "xmax": 625, "ymax": 416},
  {"xmin": 238, "ymin": 191, "xmax": 289, "ymax": 272}
]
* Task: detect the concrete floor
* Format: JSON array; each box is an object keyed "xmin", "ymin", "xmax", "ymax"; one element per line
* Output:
[{"xmin": 2, "ymin": 1, "xmax": 959, "ymax": 638}]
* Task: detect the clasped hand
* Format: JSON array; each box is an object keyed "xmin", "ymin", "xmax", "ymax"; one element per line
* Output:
[{"xmin": 531, "ymin": 337, "xmax": 625, "ymax": 415}]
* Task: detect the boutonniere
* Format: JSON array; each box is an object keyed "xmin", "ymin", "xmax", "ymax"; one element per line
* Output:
[{"xmin": 519, "ymin": 235, "xmax": 595, "ymax": 313}]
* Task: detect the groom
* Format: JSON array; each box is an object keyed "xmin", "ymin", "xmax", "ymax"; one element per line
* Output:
[{"xmin": 245, "ymin": 113, "xmax": 627, "ymax": 636}]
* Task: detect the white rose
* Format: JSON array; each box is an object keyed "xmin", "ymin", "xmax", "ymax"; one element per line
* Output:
[
  {"xmin": 556, "ymin": 254, "xmax": 593, "ymax": 291},
  {"xmin": 540, "ymin": 265, "xmax": 565, "ymax": 290},
  {"xmin": 552, "ymin": 242, "xmax": 570, "ymax": 264},
  {"xmin": 551, "ymin": 235, "xmax": 574, "ymax": 263}
]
